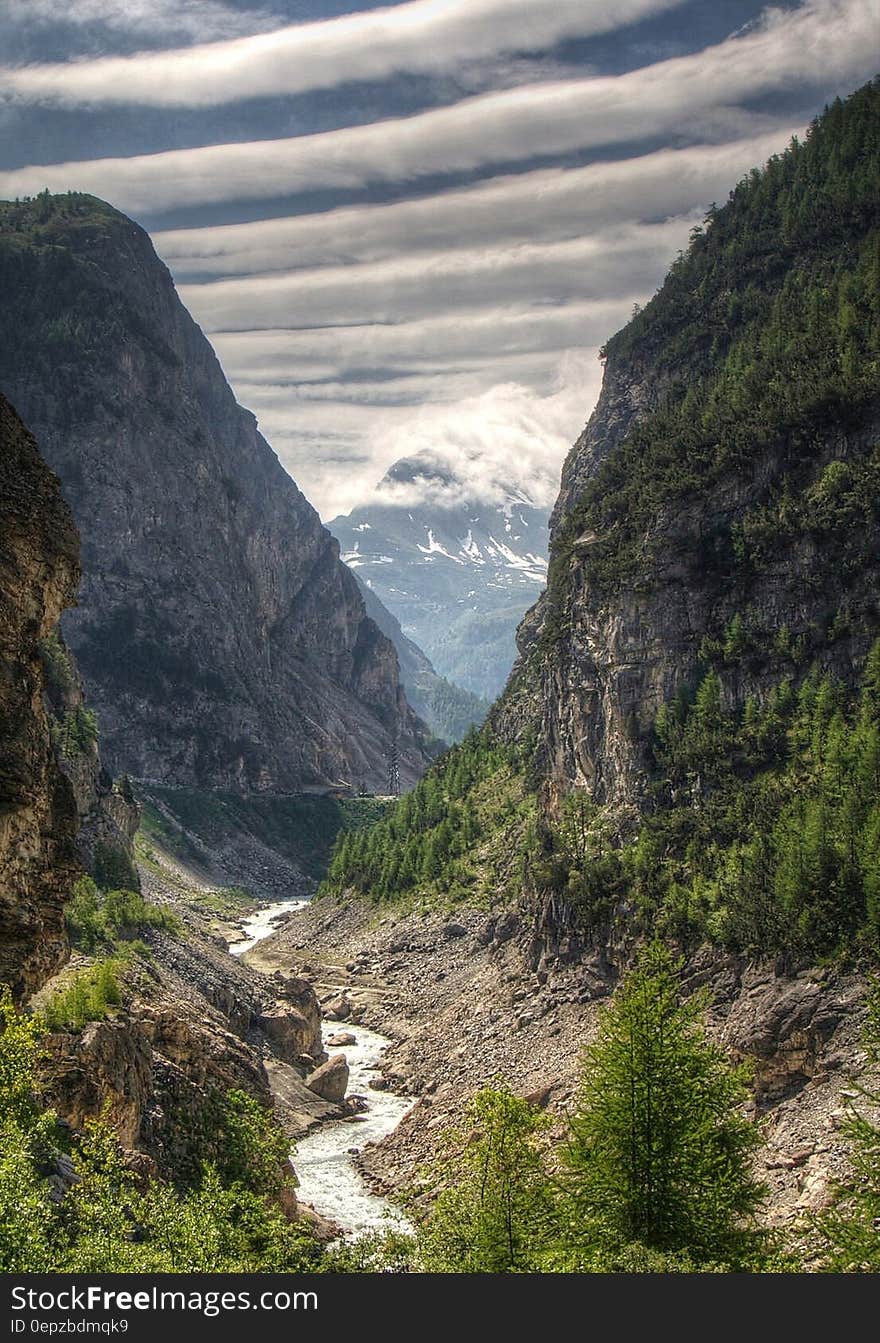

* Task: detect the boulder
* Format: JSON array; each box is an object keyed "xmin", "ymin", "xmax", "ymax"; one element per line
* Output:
[
  {"xmin": 323, "ymin": 993, "xmax": 351, "ymax": 1021},
  {"xmin": 258, "ymin": 1005, "xmax": 317, "ymax": 1064},
  {"xmin": 442, "ymin": 922, "xmax": 468, "ymax": 940},
  {"xmin": 306, "ymin": 1054, "xmax": 349, "ymax": 1104},
  {"xmin": 722, "ymin": 974, "xmax": 854, "ymax": 1102},
  {"xmin": 268, "ymin": 978, "xmax": 322, "ymax": 1053},
  {"xmin": 326, "ymin": 1031, "xmax": 357, "ymax": 1047},
  {"xmin": 475, "ymin": 916, "xmax": 497, "ymax": 947},
  {"xmin": 492, "ymin": 911, "xmax": 519, "ymax": 945}
]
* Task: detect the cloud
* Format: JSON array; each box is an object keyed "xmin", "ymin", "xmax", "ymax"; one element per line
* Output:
[
  {"xmin": 218, "ymin": 319, "xmax": 629, "ymax": 517},
  {"xmin": 0, "ymin": 1, "xmax": 871, "ymax": 214},
  {"xmin": 267, "ymin": 350, "xmax": 604, "ymax": 520},
  {"xmin": 179, "ymin": 217, "xmax": 700, "ymax": 334},
  {"xmin": 362, "ymin": 351, "xmax": 604, "ymax": 514},
  {"xmin": 154, "ymin": 130, "xmax": 801, "ymax": 279},
  {"xmin": 0, "ymin": 0, "xmax": 686, "ymax": 106},
  {"xmin": 211, "ymin": 299, "xmax": 637, "ymax": 388},
  {"xmin": 1, "ymin": 0, "xmax": 281, "ymax": 45}
]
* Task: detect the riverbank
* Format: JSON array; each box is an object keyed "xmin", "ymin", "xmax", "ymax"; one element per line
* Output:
[
  {"xmin": 244, "ymin": 893, "xmax": 597, "ymax": 1211},
  {"xmin": 247, "ymin": 891, "xmax": 869, "ymax": 1229}
]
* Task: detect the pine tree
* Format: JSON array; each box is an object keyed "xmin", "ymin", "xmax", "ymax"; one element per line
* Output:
[
  {"xmin": 563, "ymin": 944, "xmax": 766, "ymax": 1264},
  {"xmin": 414, "ymin": 1087, "xmax": 555, "ymax": 1272}
]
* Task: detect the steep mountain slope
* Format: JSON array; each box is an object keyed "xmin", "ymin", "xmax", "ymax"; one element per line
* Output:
[
  {"xmin": 329, "ymin": 453, "xmax": 549, "ymax": 700},
  {"xmin": 329, "ymin": 82, "xmax": 880, "ymax": 958},
  {"xmin": 0, "ymin": 394, "xmax": 332, "ymax": 1226},
  {"xmin": 0, "ymin": 193, "xmax": 430, "ymax": 793},
  {"xmin": 0, "ymin": 392, "xmax": 80, "ymax": 1000},
  {"xmin": 495, "ymin": 80, "xmax": 880, "ymax": 836},
  {"xmin": 354, "ymin": 575, "xmax": 488, "ymax": 744}
]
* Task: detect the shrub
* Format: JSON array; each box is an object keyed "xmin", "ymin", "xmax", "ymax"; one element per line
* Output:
[
  {"xmin": 65, "ymin": 876, "xmax": 180, "ymax": 953},
  {"xmin": 42, "ymin": 959, "xmax": 123, "ymax": 1032}
]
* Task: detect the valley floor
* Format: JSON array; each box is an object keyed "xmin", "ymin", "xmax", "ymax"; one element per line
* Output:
[{"xmin": 248, "ymin": 893, "xmax": 870, "ymax": 1241}]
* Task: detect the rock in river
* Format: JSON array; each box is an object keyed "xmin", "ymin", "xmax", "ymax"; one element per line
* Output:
[
  {"xmin": 326, "ymin": 1032, "xmax": 357, "ymax": 1047},
  {"xmin": 307, "ymin": 1054, "xmax": 349, "ymax": 1104}
]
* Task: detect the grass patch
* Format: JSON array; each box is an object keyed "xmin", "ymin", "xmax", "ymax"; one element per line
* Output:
[
  {"xmin": 193, "ymin": 887, "xmax": 260, "ymax": 919},
  {"xmin": 42, "ymin": 958, "xmax": 124, "ymax": 1032}
]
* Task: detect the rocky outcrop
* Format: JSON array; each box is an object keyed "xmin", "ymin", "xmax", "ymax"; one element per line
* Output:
[
  {"xmin": 38, "ymin": 913, "xmax": 327, "ymax": 1176},
  {"xmin": 306, "ymin": 1054, "xmax": 349, "ymax": 1105},
  {"xmin": 721, "ymin": 969, "xmax": 863, "ymax": 1105},
  {"xmin": 0, "ymin": 393, "xmax": 80, "ymax": 1000},
  {"xmin": 0, "ymin": 193, "xmax": 430, "ymax": 793},
  {"xmin": 41, "ymin": 630, "xmax": 140, "ymax": 890},
  {"xmin": 258, "ymin": 975, "xmax": 323, "ymax": 1066}
]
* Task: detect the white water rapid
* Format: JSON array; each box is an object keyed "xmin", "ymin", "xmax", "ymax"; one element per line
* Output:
[
  {"xmin": 229, "ymin": 897, "xmax": 309, "ymax": 957},
  {"xmin": 294, "ymin": 1023, "xmax": 414, "ymax": 1237},
  {"xmin": 227, "ymin": 898, "xmax": 413, "ymax": 1236}
]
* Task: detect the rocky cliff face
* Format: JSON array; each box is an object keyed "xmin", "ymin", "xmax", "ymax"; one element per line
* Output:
[
  {"xmin": 0, "ymin": 393, "xmax": 80, "ymax": 999},
  {"xmin": 502, "ymin": 388, "xmax": 879, "ymax": 815},
  {"xmin": 40, "ymin": 629, "xmax": 141, "ymax": 890},
  {"xmin": 496, "ymin": 83, "xmax": 880, "ymax": 815},
  {"xmin": 38, "ymin": 911, "xmax": 331, "ymax": 1178},
  {"xmin": 0, "ymin": 193, "xmax": 429, "ymax": 793}
]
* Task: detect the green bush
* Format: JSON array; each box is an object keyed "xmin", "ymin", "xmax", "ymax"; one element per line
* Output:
[
  {"xmin": 55, "ymin": 706, "xmax": 99, "ymax": 759},
  {"xmin": 0, "ymin": 988, "xmax": 322, "ymax": 1273},
  {"xmin": 38, "ymin": 630, "xmax": 75, "ymax": 697},
  {"xmin": 65, "ymin": 876, "xmax": 180, "ymax": 953},
  {"xmin": 42, "ymin": 959, "xmax": 123, "ymax": 1032},
  {"xmin": 412, "ymin": 1087, "xmax": 556, "ymax": 1272},
  {"xmin": 91, "ymin": 842, "xmax": 139, "ymax": 894}
]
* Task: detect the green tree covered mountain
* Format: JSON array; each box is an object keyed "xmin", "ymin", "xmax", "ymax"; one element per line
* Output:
[{"xmin": 325, "ymin": 80, "xmax": 880, "ymax": 969}]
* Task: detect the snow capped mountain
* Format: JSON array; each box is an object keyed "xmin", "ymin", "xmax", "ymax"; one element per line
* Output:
[{"xmin": 329, "ymin": 453, "xmax": 549, "ymax": 701}]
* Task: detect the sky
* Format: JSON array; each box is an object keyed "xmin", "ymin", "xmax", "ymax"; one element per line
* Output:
[{"xmin": 0, "ymin": 1, "xmax": 876, "ymax": 520}]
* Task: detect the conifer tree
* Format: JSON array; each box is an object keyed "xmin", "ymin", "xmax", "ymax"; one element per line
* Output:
[
  {"xmin": 563, "ymin": 944, "xmax": 766, "ymax": 1264},
  {"xmin": 415, "ymin": 1087, "xmax": 555, "ymax": 1272}
]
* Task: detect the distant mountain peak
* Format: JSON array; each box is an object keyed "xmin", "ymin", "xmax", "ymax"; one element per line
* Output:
[{"xmin": 330, "ymin": 449, "xmax": 550, "ymax": 701}]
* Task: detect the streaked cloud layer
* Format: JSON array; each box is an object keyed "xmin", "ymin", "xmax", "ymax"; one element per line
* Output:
[
  {"xmin": 0, "ymin": 0, "xmax": 686, "ymax": 106},
  {"xmin": 0, "ymin": 0, "xmax": 873, "ymax": 517}
]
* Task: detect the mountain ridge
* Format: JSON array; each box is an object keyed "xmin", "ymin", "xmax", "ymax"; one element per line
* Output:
[{"xmin": 0, "ymin": 192, "xmax": 431, "ymax": 793}]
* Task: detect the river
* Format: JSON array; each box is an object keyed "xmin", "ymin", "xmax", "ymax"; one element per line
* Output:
[
  {"xmin": 293, "ymin": 1023, "xmax": 414, "ymax": 1237},
  {"xmin": 229, "ymin": 897, "xmax": 309, "ymax": 958},
  {"xmin": 228, "ymin": 896, "xmax": 413, "ymax": 1237}
]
